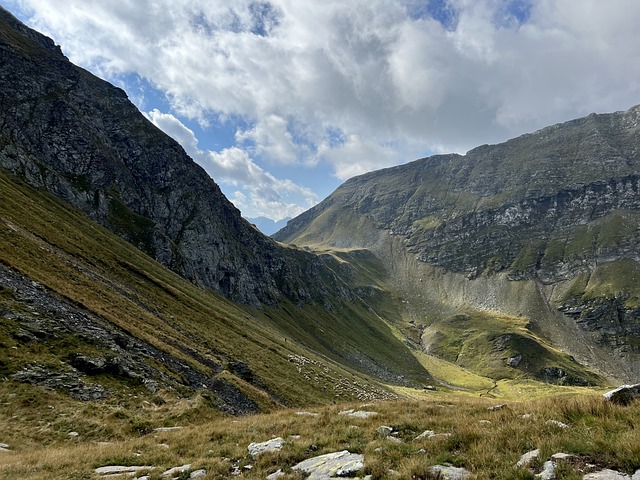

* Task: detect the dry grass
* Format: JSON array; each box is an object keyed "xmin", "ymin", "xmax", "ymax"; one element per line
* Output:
[{"xmin": 1, "ymin": 386, "xmax": 638, "ymax": 480}]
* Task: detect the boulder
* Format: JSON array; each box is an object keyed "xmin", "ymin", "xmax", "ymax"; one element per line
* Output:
[
  {"xmin": 415, "ymin": 430, "xmax": 436, "ymax": 440},
  {"xmin": 292, "ymin": 450, "xmax": 364, "ymax": 479},
  {"xmin": 247, "ymin": 437, "xmax": 284, "ymax": 456},
  {"xmin": 536, "ymin": 460, "xmax": 556, "ymax": 479},
  {"xmin": 376, "ymin": 426, "xmax": 393, "ymax": 437},
  {"xmin": 266, "ymin": 469, "xmax": 285, "ymax": 480},
  {"xmin": 603, "ymin": 384, "xmax": 640, "ymax": 406},
  {"xmin": 429, "ymin": 464, "xmax": 472, "ymax": 479}
]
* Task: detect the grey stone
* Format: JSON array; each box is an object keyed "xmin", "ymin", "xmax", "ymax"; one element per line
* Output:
[
  {"xmin": 339, "ymin": 409, "xmax": 378, "ymax": 419},
  {"xmin": 247, "ymin": 437, "xmax": 284, "ymax": 456},
  {"xmin": 161, "ymin": 464, "xmax": 191, "ymax": 477},
  {"xmin": 292, "ymin": 450, "xmax": 364, "ymax": 479},
  {"xmin": 94, "ymin": 465, "xmax": 153, "ymax": 475},
  {"xmin": 376, "ymin": 425, "xmax": 393, "ymax": 437},
  {"xmin": 488, "ymin": 404, "xmax": 507, "ymax": 411},
  {"xmin": 516, "ymin": 449, "xmax": 539, "ymax": 468},
  {"xmin": 584, "ymin": 469, "xmax": 632, "ymax": 480},
  {"xmin": 429, "ymin": 464, "xmax": 472, "ymax": 479},
  {"xmin": 603, "ymin": 384, "xmax": 640, "ymax": 406},
  {"xmin": 536, "ymin": 460, "xmax": 556, "ymax": 480},
  {"xmin": 415, "ymin": 430, "xmax": 436, "ymax": 440},
  {"xmin": 266, "ymin": 469, "xmax": 285, "ymax": 480},
  {"xmin": 551, "ymin": 453, "xmax": 575, "ymax": 461}
]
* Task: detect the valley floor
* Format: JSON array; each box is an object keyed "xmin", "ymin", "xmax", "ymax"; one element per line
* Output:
[{"xmin": 1, "ymin": 382, "xmax": 638, "ymax": 480}]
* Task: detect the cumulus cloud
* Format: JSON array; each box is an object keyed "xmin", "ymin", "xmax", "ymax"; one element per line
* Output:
[
  {"xmin": 146, "ymin": 109, "xmax": 316, "ymax": 220},
  {"xmin": 10, "ymin": 0, "xmax": 640, "ymax": 214}
]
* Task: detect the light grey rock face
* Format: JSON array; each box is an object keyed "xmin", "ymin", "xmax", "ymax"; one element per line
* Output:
[
  {"xmin": 247, "ymin": 437, "xmax": 285, "ymax": 456},
  {"xmin": 292, "ymin": 450, "xmax": 364, "ymax": 479},
  {"xmin": 428, "ymin": 464, "xmax": 472, "ymax": 479},
  {"xmin": 516, "ymin": 449, "xmax": 540, "ymax": 468},
  {"xmin": 603, "ymin": 383, "xmax": 640, "ymax": 405}
]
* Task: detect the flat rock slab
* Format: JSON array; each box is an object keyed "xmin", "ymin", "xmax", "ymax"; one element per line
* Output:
[
  {"xmin": 584, "ymin": 469, "xmax": 640, "ymax": 480},
  {"xmin": 161, "ymin": 464, "xmax": 191, "ymax": 477},
  {"xmin": 339, "ymin": 409, "xmax": 378, "ymax": 419},
  {"xmin": 604, "ymin": 383, "xmax": 640, "ymax": 405},
  {"xmin": 94, "ymin": 465, "xmax": 153, "ymax": 475},
  {"xmin": 429, "ymin": 464, "xmax": 472, "ymax": 479},
  {"xmin": 248, "ymin": 437, "xmax": 284, "ymax": 456},
  {"xmin": 292, "ymin": 450, "xmax": 364, "ymax": 479},
  {"xmin": 153, "ymin": 427, "xmax": 183, "ymax": 432}
]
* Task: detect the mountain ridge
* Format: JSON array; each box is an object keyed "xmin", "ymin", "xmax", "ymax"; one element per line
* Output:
[
  {"xmin": 0, "ymin": 5, "xmax": 431, "ymax": 397},
  {"xmin": 274, "ymin": 104, "xmax": 640, "ymax": 384}
]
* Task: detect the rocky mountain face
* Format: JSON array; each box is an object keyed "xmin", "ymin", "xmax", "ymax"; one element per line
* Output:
[
  {"xmin": 0, "ymin": 7, "xmax": 339, "ymax": 308},
  {"xmin": 275, "ymin": 105, "xmax": 640, "ymax": 383},
  {"xmin": 0, "ymin": 6, "xmax": 431, "ymax": 391}
]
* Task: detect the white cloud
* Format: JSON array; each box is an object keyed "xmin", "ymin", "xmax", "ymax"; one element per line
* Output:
[
  {"xmin": 10, "ymin": 0, "xmax": 640, "ymax": 211},
  {"xmin": 146, "ymin": 109, "xmax": 316, "ymax": 220}
]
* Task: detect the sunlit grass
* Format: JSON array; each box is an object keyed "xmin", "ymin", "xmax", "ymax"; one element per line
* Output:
[{"xmin": 1, "ymin": 387, "xmax": 637, "ymax": 480}]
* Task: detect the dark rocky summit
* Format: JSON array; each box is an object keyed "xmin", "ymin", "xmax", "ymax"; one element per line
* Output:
[{"xmin": 0, "ymin": 6, "xmax": 342, "ymax": 308}]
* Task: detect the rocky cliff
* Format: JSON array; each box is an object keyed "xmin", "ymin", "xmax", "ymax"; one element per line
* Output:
[
  {"xmin": 0, "ymin": 6, "xmax": 431, "ymax": 388},
  {"xmin": 275, "ymin": 105, "xmax": 640, "ymax": 383},
  {"xmin": 0, "ymin": 6, "xmax": 337, "ymax": 308}
]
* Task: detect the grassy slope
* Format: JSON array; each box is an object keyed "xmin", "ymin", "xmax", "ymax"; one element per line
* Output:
[{"xmin": 0, "ymin": 167, "xmax": 406, "ymax": 409}]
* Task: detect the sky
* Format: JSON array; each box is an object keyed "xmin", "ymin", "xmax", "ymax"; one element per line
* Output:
[{"xmin": 4, "ymin": 0, "xmax": 640, "ymax": 222}]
